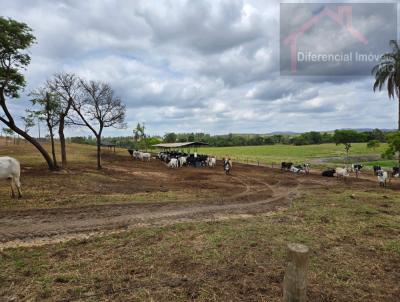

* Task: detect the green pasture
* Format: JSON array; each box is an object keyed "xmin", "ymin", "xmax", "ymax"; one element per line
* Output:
[{"xmin": 200, "ymin": 143, "xmax": 392, "ymax": 167}]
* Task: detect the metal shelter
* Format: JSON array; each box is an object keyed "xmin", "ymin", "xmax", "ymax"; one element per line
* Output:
[{"xmin": 152, "ymin": 141, "xmax": 209, "ymax": 153}]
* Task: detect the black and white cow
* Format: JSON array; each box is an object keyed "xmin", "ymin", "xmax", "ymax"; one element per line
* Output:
[
  {"xmin": 281, "ymin": 162, "xmax": 293, "ymax": 171},
  {"xmin": 392, "ymin": 166, "xmax": 400, "ymax": 177},
  {"xmin": 351, "ymin": 164, "xmax": 363, "ymax": 178},
  {"xmin": 378, "ymin": 170, "xmax": 388, "ymax": 187},
  {"xmin": 373, "ymin": 165, "xmax": 382, "ymax": 176}
]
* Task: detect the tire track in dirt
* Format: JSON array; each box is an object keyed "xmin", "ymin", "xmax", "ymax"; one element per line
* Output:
[
  {"xmin": 0, "ymin": 194, "xmax": 292, "ymax": 250},
  {"xmin": 0, "ymin": 173, "xmax": 299, "ymax": 250}
]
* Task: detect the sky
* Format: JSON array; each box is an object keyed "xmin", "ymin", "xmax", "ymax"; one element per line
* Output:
[{"xmin": 0, "ymin": 0, "xmax": 399, "ymax": 137}]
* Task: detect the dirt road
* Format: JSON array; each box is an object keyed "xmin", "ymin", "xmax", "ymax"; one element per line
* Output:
[{"xmin": 0, "ymin": 160, "xmax": 389, "ymax": 249}]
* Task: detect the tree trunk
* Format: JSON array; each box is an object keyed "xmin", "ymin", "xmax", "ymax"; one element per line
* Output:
[
  {"xmin": 59, "ymin": 115, "xmax": 67, "ymax": 168},
  {"xmin": 4, "ymin": 120, "xmax": 55, "ymax": 170},
  {"xmin": 96, "ymin": 135, "xmax": 102, "ymax": 169},
  {"xmin": 0, "ymin": 90, "xmax": 55, "ymax": 170},
  {"xmin": 398, "ymin": 97, "xmax": 400, "ymax": 167},
  {"xmin": 398, "ymin": 96, "xmax": 400, "ymax": 131},
  {"xmin": 48, "ymin": 124, "xmax": 58, "ymax": 169}
]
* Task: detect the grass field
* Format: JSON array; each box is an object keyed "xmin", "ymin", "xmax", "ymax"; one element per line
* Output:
[{"xmin": 201, "ymin": 143, "xmax": 396, "ymax": 167}]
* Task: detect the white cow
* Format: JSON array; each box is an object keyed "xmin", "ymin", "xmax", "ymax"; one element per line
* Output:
[
  {"xmin": 140, "ymin": 152, "xmax": 151, "ymax": 161},
  {"xmin": 178, "ymin": 156, "xmax": 187, "ymax": 167},
  {"xmin": 335, "ymin": 167, "xmax": 349, "ymax": 180},
  {"xmin": 168, "ymin": 158, "xmax": 179, "ymax": 168},
  {"xmin": 132, "ymin": 150, "xmax": 141, "ymax": 160},
  {"xmin": 0, "ymin": 157, "xmax": 22, "ymax": 198},
  {"xmin": 377, "ymin": 170, "xmax": 388, "ymax": 187},
  {"xmin": 207, "ymin": 157, "xmax": 216, "ymax": 168}
]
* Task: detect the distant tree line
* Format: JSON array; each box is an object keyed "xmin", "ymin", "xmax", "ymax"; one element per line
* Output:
[
  {"xmin": 69, "ymin": 128, "xmax": 390, "ymax": 151},
  {"xmin": 161, "ymin": 129, "xmax": 388, "ymax": 147}
]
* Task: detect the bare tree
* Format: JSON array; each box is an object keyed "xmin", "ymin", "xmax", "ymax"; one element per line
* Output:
[
  {"xmin": 70, "ymin": 80, "xmax": 126, "ymax": 169},
  {"xmin": 30, "ymin": 88, "xmax": 61, "ymax": 169},
  {"xmin": 47, "ymin": 73, "xmax": 79, "ymax": 168}
]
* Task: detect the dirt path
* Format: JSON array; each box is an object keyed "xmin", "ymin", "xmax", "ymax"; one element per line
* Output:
[
  {"xmin": 1, "ymin": 158, "xmax": 391, "ymax": 250},
  {"xmin": 0, "ymin": 168, "xmax": 300, "ymax": 249}
]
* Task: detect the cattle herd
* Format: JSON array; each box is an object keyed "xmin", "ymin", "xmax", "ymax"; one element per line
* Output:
[
  {"xmin": 128, "ymin": 149, "xmax": 217, "ymax": 168},
  {"xmin": 2, "ymin": 150, "xmax": 400, "ymax": 199},
  {"xmin": 157, "ymin": 151, "xmax": 217, "ymax": 168},
  {"xmin": 281, "ymin": 161, "xmax": 400, "ymax": 187},
  {"xmin": 128, "ymin": 150, "xmax": 398, "ymax": 188}
]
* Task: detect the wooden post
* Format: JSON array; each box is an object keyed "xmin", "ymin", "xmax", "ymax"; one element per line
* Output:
[{"xmin": 283, "ymin": 243, "xmax": 309, "ymax": 302}]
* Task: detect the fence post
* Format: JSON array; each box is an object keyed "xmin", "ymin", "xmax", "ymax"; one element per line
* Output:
[{"xmin": 283, "ymin": 243, "xmax": 309, "ymax": 302}]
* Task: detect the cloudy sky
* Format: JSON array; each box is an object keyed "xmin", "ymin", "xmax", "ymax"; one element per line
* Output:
[{"xmin": 1, "ymin": 0, "xmax": 399, "ymax": 137}]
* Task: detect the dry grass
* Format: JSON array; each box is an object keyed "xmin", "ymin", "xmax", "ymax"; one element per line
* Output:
[{"xmin": 0, "ymin": 188, "xmax": 399, "ymax": 301}]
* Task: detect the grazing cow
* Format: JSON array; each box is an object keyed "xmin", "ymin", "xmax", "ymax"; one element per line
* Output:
[
  {"xmin": 140, "ymin": 152, "xmax": 151, "ymax": 161},
  {"xmin": 373, "ymin": 165, "xmax": 382, "ymax": 176},
  {"xmin": 0, "ymin": 157, "xmax": 22, "ymax": 198},
  {"xmin": 207, "ymin": 156, "xmax": 216, "ymax": 168},
  {"xmin": 178, "ymin": 156, "xmax": 187, "ymax": 167},
  {"xmin": 322, "ymin": 168, "xmax": 335, "ymax": 177},
  {"xmin": 377, "ymin": 170, "xmax": 388, "ymax": 187},
  {"xmin": 168, "ymin": 158, "xmax": 178, "ymax": 168},
  {"xmin": 281, "ymin": 162, "xmax": 293, "ymax": 171},
  {"xmin": 335, "ymin": 167, "xmax": 349, "ymax": 180},
  {"xmin": 392, "ymin": 167, "xmax": 400, "ymax": 178}
]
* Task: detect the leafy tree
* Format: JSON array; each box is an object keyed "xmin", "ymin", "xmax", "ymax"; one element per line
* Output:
[
  {"xmin": 30, "ymin": 88, "xmax": 61, "ymax": 169},
  {"xmin": 0, "ymin": 17, "xmax": 56, "ymax": 169},
  {"xmin": 70, "ymin": 80, "xmax": 126, "ymax": 169},
  {"xmin": 383, "ymin": 132, "xmax": 400, "ymax": 165},
  {"xmin": 372, "ymin": 40, "xmax": 400, "ymax": 130},
  {"xmin": 133, "ymin": 122, "xmax": 147, "ymax": 150},
  {"xmin": 292, "ymin": 136, "xmax": 307, "ymax": 146},
  {"xmin": 321, "ymin": 132, "xmax": 334, "ymax": 143},
  {"xmin": 21, "ymin": 115, "xmax": 35, "ymax": 134},
  {"xmin": 371, "ymin": 128, "xmax": 386, "ymax": 142},
  {"xmin": 271, "ymin": 135, "xmax": 283, "ymax": 144},
  {"xmin": 333, "ymin": 130, "xmax": 359, "ymax": 162},
  {"xmin": 367, "ymin": 140, "xmax": 380, "ymax": 151},
  {"xmin": 2, "ymin": 128, "xmax": 14, "ymax": 136},
  {"xmin": 164, "ymin": 132, "xmax": 177, "ymax": 143}
]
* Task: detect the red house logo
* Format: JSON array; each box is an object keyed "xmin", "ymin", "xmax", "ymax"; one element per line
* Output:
[{"xmin": 283, "ymin": 5, "xmax": 368, "ymax": 73}]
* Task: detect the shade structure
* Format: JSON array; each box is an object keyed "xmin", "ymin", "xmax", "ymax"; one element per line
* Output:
[{"xmin": 152, "ymin": 142, "xmax": 209, "ymax": 149}]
